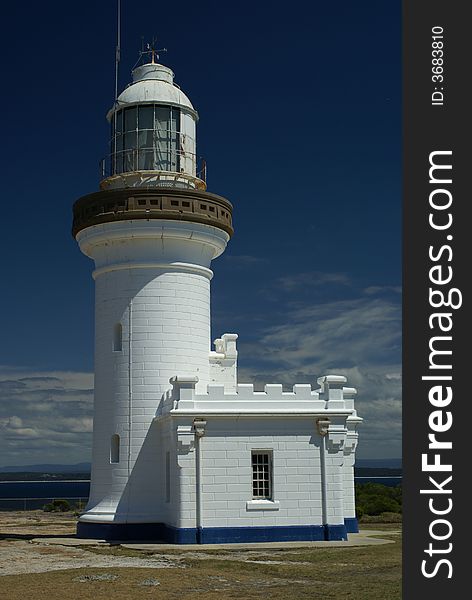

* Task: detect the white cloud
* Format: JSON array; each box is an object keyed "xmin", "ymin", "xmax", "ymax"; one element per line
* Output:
[
  {"xmin": 276, "ymin": 271, "xmax": 352, "ymax": 291},
  {"xmin": 363, "ymin": 285, "xmax": 402, "ymax": 295},
  {"xmin": 5, "ymin": 416, "xmax": 24, "ymax": 429},
  {"xmin": 240, "ymin": 297, "xmax": 400, "ymax": 368},
  {"xmin": 236, "ymin": 290, "xmax": 402, "ymax": 459},
  {"xmin": 222, "ymin": 255, "xmax": 268, "ymax": 267},
  {"xmin": 0, "ymin": 369, "xmax": 94, "ymax": 467},
  {"xmin": 0, "ymin": 272, "xmax": 402, "ymax": 464}
]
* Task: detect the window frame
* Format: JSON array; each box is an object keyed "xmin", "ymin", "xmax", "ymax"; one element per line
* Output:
[
  {"xmin": 110, "ymin": 434, "xmax": 120, "ymax": 464},
  {"xmin": 113, "ymin": 322, "xmax": 123, "ymax": 352},
  {"xmin": 251, "ymin": 450, "xmax": 273, "ymax": 501}
]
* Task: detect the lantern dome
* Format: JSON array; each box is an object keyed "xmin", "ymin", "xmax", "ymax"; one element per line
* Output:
[
  {"xmin": 106, "ymin": 63, "xmax": 197, "ymax": 120},
  {"xmin": 101, "ymin": 60, "xmax": 202, "ymax": 191}
]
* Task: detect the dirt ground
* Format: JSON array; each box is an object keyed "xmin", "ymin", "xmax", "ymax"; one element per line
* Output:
[
  {"xmin": 0, "ymin": 511, "xmax": 188, "ymax": 576},
  {"xmin": 0, "ymin": 511, "xmax": 402, "ymax": 599}
]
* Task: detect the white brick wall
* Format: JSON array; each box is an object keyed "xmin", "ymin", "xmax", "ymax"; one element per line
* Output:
[
  {"xmin": 343, "ymin": 457, "xmax": 356, "ymax": 519},
  {"xmin": 77, "ymin": 220, "xmax": 229, "ymax": 525},
  {"xmin": 209, "ymin": 333, "xmax": 238, "ymax": 392},
  {"xmin": 154, "ymin": 376, "xmax": 362, "ymax": 533},
  {"xmin": 170, "ymin": 418, "xmax": 328, "ymax": 529},
  {"xmin": 77, "ymin": 220, "xmax": 361, "ymax": 535},
  {"xmin": 343, "ymin": 421, "xmax": 360, "ymax": 520}
]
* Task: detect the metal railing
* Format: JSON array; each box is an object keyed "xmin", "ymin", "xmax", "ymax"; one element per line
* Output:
[{"xmin": 100, "ymin": 148, "xmax": 207, "ymax": 183}]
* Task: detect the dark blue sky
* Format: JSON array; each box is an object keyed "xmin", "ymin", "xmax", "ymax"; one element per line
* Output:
[{"xmin": 0, "ymin": 1, "xmax": 401, "ymax": 460}]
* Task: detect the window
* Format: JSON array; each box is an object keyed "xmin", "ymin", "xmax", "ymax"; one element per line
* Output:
[
  {"xmin": 113, "ymin": 323, "xmax": 122, "ymax": 351},
  {"xmin": 138, "ymin": 105, "xmax": 154, "ymax": 129},
  {"xmin": 110, "ymin": 434, "xmax": 120, "ymax": 463},
  {"xmin": 111, "ymin": 104, "xmax": 181, "ymax": 175},
  {"xmin": 251, "ymin": 451, "xmax": 273, "ymax": 500},
  {"xmin": 124, "ymin": 106, "xmax": 137, "ymax": 132}
]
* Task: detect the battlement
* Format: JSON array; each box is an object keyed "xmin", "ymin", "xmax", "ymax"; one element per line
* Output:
[
  {"xmin": 158, "ymin": 373, "xmax": 358, "ymax": 417},
  {"xmin": 209, "ymin": 333, "xmax": 238, "ymax": 392}
]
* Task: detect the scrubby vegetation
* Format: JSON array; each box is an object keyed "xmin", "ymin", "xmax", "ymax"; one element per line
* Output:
[
  {"xmin": 356, "ymin": 483, "xmax": 402, "ymax": 521},
  {"xmin": 42, "ymin": 499, "xmax": 72, "ymax": 512}
]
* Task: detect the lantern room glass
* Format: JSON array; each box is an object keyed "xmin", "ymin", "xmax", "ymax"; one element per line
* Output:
[{"xmin": 111, "ymin": 104, "xmax": 181, "ymax": 175}]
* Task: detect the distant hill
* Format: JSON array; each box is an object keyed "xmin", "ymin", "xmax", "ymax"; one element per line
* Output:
[
  {"xmin": 355, "ymin": 467, "xmax": 402, "ymax": 477},
  {"xmin": 1, "ymin": 459, "xmax": 401, "ymax": 471},
  {"xmin": 0, "ymin": 458, "xmax": 401, "ymax": 473},
  {"xmin": 356, "ymin": 458, "xmax": 402, "ymax": 469},
  {"xmin": 0, "ymin": 471, "xmax": 91, "ymax": 481},
  {"xmin": 0, "ymin": 463, "xmax": 91, "ymax": 473}
]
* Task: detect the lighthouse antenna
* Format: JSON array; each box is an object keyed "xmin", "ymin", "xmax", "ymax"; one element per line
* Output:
[
  {"xmin": 114, "ymin": 0, "xmax": 121, "ymax": 104},
  {"xmin": 111, "ymin": 0, "xmax": 122, "ymax": 177}
]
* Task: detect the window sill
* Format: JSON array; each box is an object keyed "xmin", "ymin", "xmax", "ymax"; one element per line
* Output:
[{"xmin": 246, "ymin": 500, "xmax": 280, "ymax": 511}]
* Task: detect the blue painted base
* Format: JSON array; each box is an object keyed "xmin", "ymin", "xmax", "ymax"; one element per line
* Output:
[
  {"xmin": 76, "ymin": 521, "xmax": 196, "ymax": 543},
  {"xmin": 324, "ymin": 523, "xmax": 348, "ymax": 541},
  {"xmin": 77, "ymin": 521, "xmax": 348, "ymax": 543},
  {"xmin": 344, "ymin": 517, "xmax": 359, "ymax": 533}
]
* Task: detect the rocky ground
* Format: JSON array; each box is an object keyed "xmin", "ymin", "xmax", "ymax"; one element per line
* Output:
[
  {"xmin": 0, "ymin": 511, "xmax": 183, "ymax": 575},
  {"xmin": 0, "ymin": 511, "xmax": 402, "ymax": 599}
]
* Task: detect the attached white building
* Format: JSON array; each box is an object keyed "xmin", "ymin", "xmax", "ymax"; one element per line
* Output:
[{"xmin": 74, "ymin": 53, "xmax": 362, "ymax": 543}]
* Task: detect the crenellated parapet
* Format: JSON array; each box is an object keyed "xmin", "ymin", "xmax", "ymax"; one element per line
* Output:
[
  {"xmin": 159, "ymin": 372, "xmax": 358, "ymax": 420},
  {"xmin": 209, "ymin": 333, "xmax": 238, "ymax": 392}
]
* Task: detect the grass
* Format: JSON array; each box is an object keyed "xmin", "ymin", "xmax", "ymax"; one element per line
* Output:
[
  {"xmin": 358, "ymin": 522, "xmax": 401, "ymax": 531},
  {"xmin": 0, "ymin": 530, "xmax": 401, "ymax": 600}
]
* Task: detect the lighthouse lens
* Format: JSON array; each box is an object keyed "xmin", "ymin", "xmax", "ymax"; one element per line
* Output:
[
  {"xmin": 110, "ymin": 105, "xmax": 182, "ymax": 175},
  {"xmin": 138, "ymin": 105, "xmax": 154, "ymax": 129}
]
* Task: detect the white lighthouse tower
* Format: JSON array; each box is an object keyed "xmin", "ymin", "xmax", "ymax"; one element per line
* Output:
[
  {"xmin": 75, "ymin": 50, "xmax": 361, "ymax": 543},
  {"xmin": 74, "ymin": 51, "xmax": 232, "ymax": 537}
]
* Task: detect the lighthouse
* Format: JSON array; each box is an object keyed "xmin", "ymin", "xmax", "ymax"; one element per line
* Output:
[{"xmin": 74, "ymin": 51, "xmax": 361, "ymax": 543}]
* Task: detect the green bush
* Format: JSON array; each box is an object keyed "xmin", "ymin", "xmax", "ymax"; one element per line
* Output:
[
  {"xmin": 356, "ymin": 483, "xmax": 402, "ymax": 517},
  {"xmin": 356, "ymin": 505, "xmax": 364, "ymax": 520},
  {"xmin": 361, "ymin": 512, "xmax": 403, "ymax": 523},
  {"xmin": 362, "ymin": 495, "xmax": 401, "ymax": 516},
  {"xmin": 42, "ymin": 499, "xmax": 71, "ymax": 513}
]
